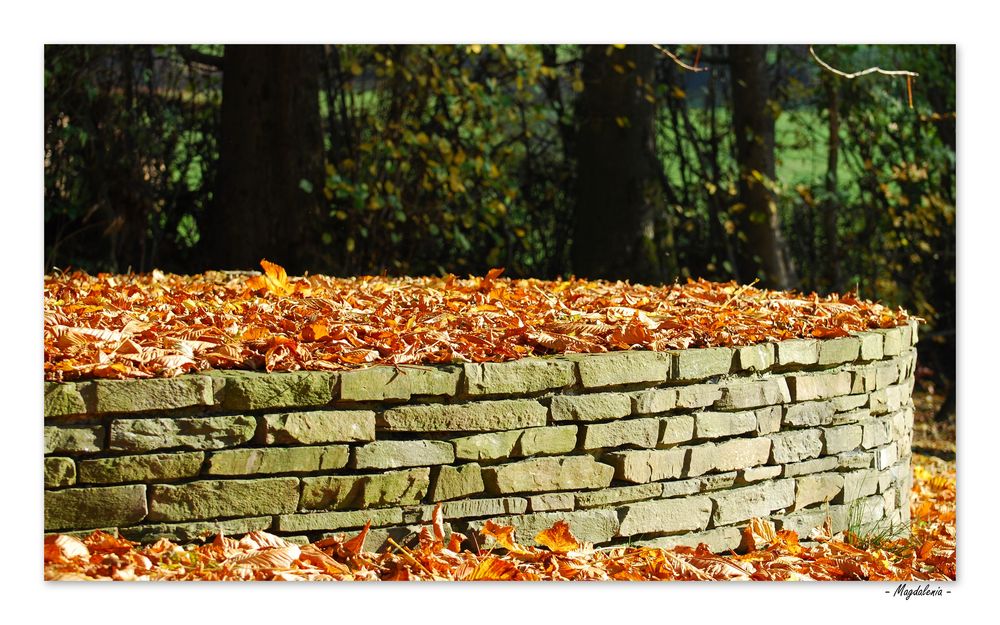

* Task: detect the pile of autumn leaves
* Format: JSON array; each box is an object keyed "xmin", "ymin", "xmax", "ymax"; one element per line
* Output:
[
  {"xmin": 44, "ymin": 260, "xmax": 910, "ymax": 382},
  {"xmin": 43, "ymin": 454, "xmax": 955, "ymax": 582}
]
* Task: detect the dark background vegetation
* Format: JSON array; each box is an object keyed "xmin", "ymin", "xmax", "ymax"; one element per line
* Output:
[{"xmin": 43, "ymin": 44, "xmax": 955, "ymax": 415}]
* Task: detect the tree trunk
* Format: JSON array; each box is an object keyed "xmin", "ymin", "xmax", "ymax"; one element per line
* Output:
[
  {"xmin": 822, "ymin": 72, "xmax": 841, "ymax": 292},
  {"xmin": 206, "ymin": 45, "xmax": 325, "ymax": 273},
  {"xmin": 729, "ymin": 44, "xmax": 797, "ymax": 289},
  {"xmin": 571, "ymin": 44, "xmax": 664, "ymax": 283}
]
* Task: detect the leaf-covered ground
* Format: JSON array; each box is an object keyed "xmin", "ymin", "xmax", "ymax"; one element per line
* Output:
[
  {"xmin": 45, "ymin": 260, "xmax": 911, "ymax": 381},
  {"xmin": 43, "ymin": 452, "xmax": 954, "ymax": 582}
]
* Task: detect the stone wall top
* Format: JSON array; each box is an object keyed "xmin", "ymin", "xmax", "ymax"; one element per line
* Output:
[{"xmin": 44, "ymin": 324, "xmax": 918, "ymax": 418}]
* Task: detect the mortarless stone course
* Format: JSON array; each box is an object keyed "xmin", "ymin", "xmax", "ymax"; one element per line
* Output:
[{"xmin": 43, "ymin": 326, "xmax": 915, "ymax": 552}]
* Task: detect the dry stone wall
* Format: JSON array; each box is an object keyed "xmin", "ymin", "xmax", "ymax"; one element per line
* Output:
[{"xmin": 44, "ymin": 321, "xmax": 919, "ymax": 553}]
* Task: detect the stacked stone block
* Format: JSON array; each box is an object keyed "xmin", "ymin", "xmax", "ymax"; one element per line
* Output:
[{"xmin": 44, "ymin": 321, "xmax": 919, "ymax": 553}]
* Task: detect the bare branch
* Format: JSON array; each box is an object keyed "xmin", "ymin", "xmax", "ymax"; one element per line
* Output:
[
  {"xmin": 808, "ymin": 45, "xmax": 918, "ymax": 79},
  {"xmin": 652, "ymin": 44, "xmax": 709, "ymax": 73},
  {"xmin": 175, "ymin": 45, "xmax": 224, "ymax": 71}
]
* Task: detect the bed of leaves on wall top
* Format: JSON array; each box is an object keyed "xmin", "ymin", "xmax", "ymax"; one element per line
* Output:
[{"xmin": 45, "ymin": 260, "xmax": 912, "ymax": 381}]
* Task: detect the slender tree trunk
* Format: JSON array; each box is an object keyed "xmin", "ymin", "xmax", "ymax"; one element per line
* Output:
[
  {"xmin": 729, "ymin": 44, "xmax": 797, "ymax": 289},
  {"xmin": 206, "ymin": 45, "xmax": 325, "ymax": 273},
  {"xmin": 822, "ymin": 72, "xmax": 841, "ymax": 291},
  {"xmin": 572, "ymin": 44, "xmax": 664, "ymax": 283}
]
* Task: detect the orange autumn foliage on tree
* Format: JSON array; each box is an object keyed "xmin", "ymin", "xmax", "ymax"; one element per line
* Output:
[{"xmin": 44, "ymin": 260, "xmax": 911, "ymax": 381}]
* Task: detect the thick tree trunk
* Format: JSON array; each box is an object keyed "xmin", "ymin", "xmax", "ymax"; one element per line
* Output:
[
  {"xmin": 571, "ymin": 44, "xmax": 664, "ymax": 283},
  {"xmin": 206, "ymin": 45, "xmax": 325, "ymax": 273},
  {"xmin": 729, "ymin": 44, "xmax": 797, "ymax": 289}
]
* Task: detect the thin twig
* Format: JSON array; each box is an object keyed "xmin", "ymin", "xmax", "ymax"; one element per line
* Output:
[
  {"xmin": 808, "ymin": 45, "xmax": 918, "ymax": 79},
  {"xmin": 652, "ymin": 44, "xmax": 709, "ymax": 73},
  {"xmin": 385, "ymin": 537, "xmax": 437, "ymax": 578}
]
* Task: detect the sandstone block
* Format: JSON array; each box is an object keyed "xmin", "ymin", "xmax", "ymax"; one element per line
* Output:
[
  {"xmin": 550, "ymin": 393, "xmax": 632, "ymax": 422},
  {"xmin": 582, "ymin": 418, "xmax": 658, "ymax": 450},
  {"xmin": 452, "ymin": 430, "xmax": 521, "ymax": 461},
  {"xmin": 710, "ymin": 479, "xmax": 795, "ymax": 526},
  {"xmin": 353, "ymin": 440, "xmax": 454, "ymax": 469},
  {"xmin": 769, "ymin": 429, "xmax": 823, "ymax": 463},
  {"xmin": 737, "ymin": 344, "xmax": 775, "ymax": 372},
  {"xmin": 463, "ymin": 358, "xmax": 575, "ymax": 395},
  {"xmin": 576, "ymin": 351, "xmax": 671, "ymax": 388},
  {"xmin": 79, "ymin": 452, "xmax": 204, "ymax": 484},
  {"xmin": 686, "ymin": 438, "xmax": 771, "ymax": 477},
  {"xmin": 516, "ymin": 425, "xmax": 579, "ymax": 456},
  {"xmin": 604, "ymin": 448, "xmax": 686, "ymax": 483},
  {"xmin": 205, "ymin": 446, "xmax": 348, "ymax": 476},
  {"xmin": 45, "ymin": 485, "xmax": 147, "ymax": 530},
  {"xmin": 417, "ymin": 497, "xmax": 528, "ymax": 521},
  {"xmin": 261, "ymin": 410, "xmax": 374, "ymax": 444},
  {"xmin": 878, "ymin": 328, "xmax": 903, "ymax": 357},
  {"xmin": 659, "ymin": 415, "xmax": 696, "ymax": 445},
  {"xmin": 675, "ymin": 384, "xmax": 723, "ymax": 409},
  {"xmin": 776, "ymin": 505, "xmax": 848, "ymax": 536},
  {"xmin": 755, "ymin": 406, "xmax": 783, "ymax": 435},
  {"xmin": 618, "ymin": 496, "xmax": 713, "ymax": 536},
  {"xmin": 794, "ymin": 473, "xmax": 844, "ymax": 510},
  {"xmin": 787, "ymin": 372, "xmax": 852, "ymax": 401},
  {"xmin": 837, "ymin": 450, "xmax": 874, "ymax": 470},
  {"xmin": 276, "ymin": 507, "xmax": 403, "ymax": 533},
  {"xmin": 528, "ymin": 493, "xmax": 575, "ymax": 512},
  {"xmin": 575, "ymin": 483, "xmax": 662, "ymax": 509},
  {"xmin": 44, "ymin": 457, "xmax": 76, "ymax": 488},
  {"xmin": 673, "ymin": 347, "xmax": 734, "ymax": 381},
  {"xmin": 781, "ymin": 456, "xmax": 838, "ymax": 477},
  {"xmin": 109, "ymin": 416, "xmax": 256, "ymax": 452},
  {"xmin": 44, "ymin": 382, "xmax": 87, "ymax": 417},
  {"xmin": 429, "ymin": 463, "xmax": 485, "ymax": 501},
  {"xmin": 832, "ymin": 394, "xmax": 869, "ymax": 412},
  {"xmin": 340, "ymin": 365, "xmax": 459, "ymax": 401},
  {"xmin": 483, "ymin": 455, "xmax": 614, "ymax": 494},
  {"xmin": 840, "ymin": 469, "xmax": 879, "ymax": 502},
  {"xmin": 783, "ymin": 401, "xmax": 835, "ymax": 427},
  {"xmin": 857, "ymin": 331, "xmax": 885, "ymax": 361},
  {"xmin": 45, "ymin": 425, "xmax": 104, "ymax": 454},
  {"xmin": 214, "ymin": 370, "xmax": 336, "ymax": 410},
  {"xmin": 740, "ymin": 464, "xmax": 783, "ymax": 483},
  {"xmin": 148, "ymin": 478, "xmax": 299, "ymax": 522},
  {"xmin": 380, "ymin": 399, "xmax": 546, "ymax": 432},
  {"xmin": 631, "ymin": 388, "xmax": 678, "ymax": 414},
  {"xmin": 94, "ymin": 376, "xmax": 214, "ymax": 414},
  {"xmin": 694, "ymin": 411, "xmax": 756, "ymax": 439},
  {"xmin": 775, "ymin": 339, "xmax": 819, "ymax": 366},
  {"xmin": 715, "ymin": 379, "xmax": 790, "ymax": 410},
  {"xmin": 301, "ymin": 468, "xmax": 430, "ymax": 510},
  {"xmin": 817, "ymin": 337, "xmax": 861, "ymax": 366}
]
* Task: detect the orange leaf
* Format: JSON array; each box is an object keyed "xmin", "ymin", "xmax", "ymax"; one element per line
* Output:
[
  {"xmin": 534, "ymin": 520, "xmax": 580, "ymax": 554},
  {"xmin": 462, "ymin": 556, "xmax": 522, "ymax": 581}
]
